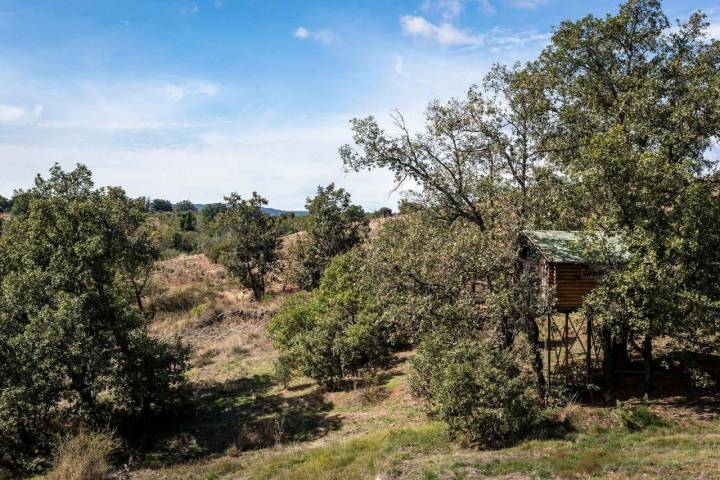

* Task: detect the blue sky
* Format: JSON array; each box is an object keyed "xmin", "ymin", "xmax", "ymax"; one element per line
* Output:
[{"xmin": 1, "ymin": 0, "xmax": 718, "ymax": 209}]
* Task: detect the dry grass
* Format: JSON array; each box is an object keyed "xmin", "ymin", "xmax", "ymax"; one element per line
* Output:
[
  {"xmin": 48, "ymin": 431, "xmax": 120, "ymax": 480},
  {"xmin": 128, "ymin": 252, "xmax": 720, "ymax": 480}
]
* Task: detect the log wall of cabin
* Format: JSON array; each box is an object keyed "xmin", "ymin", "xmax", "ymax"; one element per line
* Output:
[{"xmin": 547, "ymin": 263, "xmax": 599, "ymax": 312}]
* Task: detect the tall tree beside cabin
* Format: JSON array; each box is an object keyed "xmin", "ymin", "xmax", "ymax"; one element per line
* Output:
[{"xmin": 541, "ymin": 0, "xmax": 720, "ymax": 390}]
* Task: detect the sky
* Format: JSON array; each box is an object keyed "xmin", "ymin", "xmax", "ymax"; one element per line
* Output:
[{"xmin": 0, "ymin": 0, "xmax": 718, "ymax": 210}]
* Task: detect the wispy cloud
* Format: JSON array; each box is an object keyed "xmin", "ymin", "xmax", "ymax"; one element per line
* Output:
[
  {"xmin": 709, "ymin": 22, "xmax": 720, "ymax": 39},
  {"xmin": 706, "ymin": 9, "xmax": 720, "ymax": 39},
  {"xmin": 293, "ymin": 26, "xmax": 338, "ymax": 44},
  {"xmin": 401, "ymin": 14, "xmax": 548, "ymax": 49},
  {"xmin": 505, "ymin": 0, "xmax": 548, "ymax": 10},
  {"xmin": 180, "ymin": 2, "xmax": 199, "ymax": 15},
  {"xmin": 0, "ymin": 104, "xmax": 43, "ymax": 125},
  {"xmin": 401, "ymin": 15, "xmax": 485, "ymax": 46},
  {"xmin": 159, "ymin": 81, "xmax": 219, "ymax": 101},
  {"xmin": 421, "ymin": 0, "xmax": 496, "ymax": 18}
]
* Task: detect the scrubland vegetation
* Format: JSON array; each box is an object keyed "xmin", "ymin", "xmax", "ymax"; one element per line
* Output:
[{"xmin": 1, "ymin": 1, "xmax": 720, "ymax": 479}]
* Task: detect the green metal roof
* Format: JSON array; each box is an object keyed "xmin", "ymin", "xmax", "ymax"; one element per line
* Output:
[{"xmin": 522, "ymin": 230, "xmax": 628, "ymax": 264}]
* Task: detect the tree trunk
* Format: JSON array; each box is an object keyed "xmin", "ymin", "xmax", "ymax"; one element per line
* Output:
[
  {"xmin": 600, "ymin": 326, "xmax": 630, "ymax": 388},
  {"xmin": 641, "ymin": 335, "xmax": 653, "ymax": 393},
  {"xmin": 526, "ymin": 315, "xmax": 546, "ymax": 400}
]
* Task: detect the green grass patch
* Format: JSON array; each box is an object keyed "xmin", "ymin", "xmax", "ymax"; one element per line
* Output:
[{"xmin": 244, "ymin": 422, "xmax": 449, "ymax": 480}]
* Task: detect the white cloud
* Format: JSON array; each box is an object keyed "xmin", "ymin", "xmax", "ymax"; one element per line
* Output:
[
  {"xmin": 393, "ymin": 55, "xmax": 405, "ymax": 75},
  {"xmin": 422, "ymin": 0, "xmax": 464, "ymax": 19},
  {"xmin": 488, "ymin": 30, "xmax": 550, "ymax": 47},
  {"xmin": 293, "ymin": 26, "xmax": 337, "ymax": 44},
  {"xmin": 401, "ymin": 15, "xmax": 485, "ymax": 47},
  {"xmin": 293, "ymin": 27, "xmax": 309, "ymax": 39},
  {"xmin": 159, "ymin": 81, "xmax": 219, "ymax": 101},
  {"xmin": 477, "ymin": 0, "xmax": 497, "ymax": 15},
  {"xmin": 213, "ymin": 0, "xmax": 224, "ymax": 8},
  {"xmin": 707, "ymin": 19, "xmax": 720, "ymax": 39},
  {"xmin": 422, "ymin": 0, "xmax": 496, "ymax": 18},
  {"xmin": 504, "ymin": 0, "xmax": 548, "ymax": 10},
  {"xmin": 0, "ymin": 104, "xmax": 43, "ymax": 124},
  {"xmin": 0, "ymin": 120, "xmax": 401, "ymax": 210},
  {"xmin": 180, "ymin": 2, "xmax": 199, "ymax": 15}
]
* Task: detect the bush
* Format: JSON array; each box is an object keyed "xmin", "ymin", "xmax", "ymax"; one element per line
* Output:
[
  {"xmin": 0, "ymin": 165, "xmax": 188, "ymax": 471},
  {"xmin": 614, "ymin": 402, "xmax": 667, "ymax": 431},
  {"xmin": 178, "ymin": 211, "xmax": 196, "ymax": 231},
  {"xmin": 48, "ymin": 431, "xmax": 120, "ymax": 480},
  {"xmin": 203, "ymin": 234, "xmax": 234, "ymax": 263},
  {"xmin": 150, "ymin": 198, "xmax": 173, "ymax": 212},
  {"xmin": 410, "ymin": 335, "xmax": 540, "ymax": 448},
  {"xmin": 0, "ymin": 195, "xmax": 9, "ymax": 213},
  {"xmin": 269, "ymin": 252, "xmax": 389, "ymax": 389},
  {"xmin": 172, "ymin": 230, "xmax": 200, "ymax": 253},
  {"xmin": 287, "ymin": 184, "xmax": 366, "ymax": 290}
]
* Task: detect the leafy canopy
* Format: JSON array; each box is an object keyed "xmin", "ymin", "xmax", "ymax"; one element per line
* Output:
[
  {"xmin": 288, "ymin": 183, "xmax": 366, "ymax": 290},
  {"xmin": 216, "ymin": 192, "xmax": 281, "ymax": 301},
  {"xmin": 0, "ymin": 164, "xmax": 188, "ymax": 469}
]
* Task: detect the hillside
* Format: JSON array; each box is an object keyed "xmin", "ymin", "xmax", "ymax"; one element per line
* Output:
[{"xmin": 130, "ymin": 253, "xmax": 720, "ymax": 480}]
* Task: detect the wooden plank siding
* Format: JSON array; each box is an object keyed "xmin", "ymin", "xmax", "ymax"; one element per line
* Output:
[{"xmin": 548, "ymin": 263, "xmax": 599, "ymax": 312}]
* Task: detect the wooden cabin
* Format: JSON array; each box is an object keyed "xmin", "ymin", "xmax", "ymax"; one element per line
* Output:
[{"xmin": 522, "ymin": 230, "xmax": 626, "ymax": 313}]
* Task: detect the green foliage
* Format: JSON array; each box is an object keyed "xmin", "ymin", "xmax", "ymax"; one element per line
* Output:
[
  {"xmin": 342, "ymin": 0, "xmax": 720, "ymax": 398},
  {"xmin": 0, "ymin": 195, "xmax": 9, "ymax": 213},
  {"xmin": 178, "ymin": 210, "xmax": 196, "ymax": 232},
  {"xmin": 362, "ymin": 212, "xmax": 490, "ymax": 345},
  {"xmin": 543, "ymin": 0, "xmax": 720, "ymax": 382},
  {"xmin": 215, "ymin": 192, "xmax": 280, "ymax": 301},
  {"xmin": 277, "ymin": 211, "xmax": 310, "ymax": 235},
  {"xmin": 410, "ymin": 335, "xmax": 541, "ymax": 448},
  {"xmin": 199, "ymin": 202, "xmax": 227, "ymax": 225},
  {"xmin": 0, "ymin": 165, "xmax": 188, "ymax": 471},
  {"xmin": 145, "ymin": 213, "xmax": 190, "ymax": 257},
  {"xmin": 288, "ymin": 184, "xmax": 367, "ymax": 290},
  {"xmin": 174, "ymin": 200, "xmax": 197, "ymax": 212},
  {"xmin": 9, "ymin": 191, "xmax": 30, "ymax": 216},
  {"xmin": 202, "ymin": 233, "xmax": 234, "ymax": 263},
  {"xmin": 614, "ymin": 402, "xmax": 667, "ymax": 432},
  {"xmin": 369, "ymin": 207, "xmax": 392, "ymax": 219},
  {"xmin": 269, "ymin": 252, "xmax": 389, "ymax": 390},
  {"xmin": 173, "ymin": 230, "xmax": 200, "ymax": 252},
  {"xmin": 150, "ymin": 198, "xmax": 173, "ymax": 212},
  {"xmin": 397, "ymin": 199, "xmax": 422, "ymax": 215}
]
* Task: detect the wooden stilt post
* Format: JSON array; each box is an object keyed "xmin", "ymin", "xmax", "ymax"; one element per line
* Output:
[
  {"xmin": 586, "ymin": 314, "xmax": 592, "ymax": 383},
  {"xmin": 564, "ymin": 312, "xmax": 569, "ymax": 383},
  {"xmin": 546, "ymin": 312, "xmax": 552, "ymax": 397}
]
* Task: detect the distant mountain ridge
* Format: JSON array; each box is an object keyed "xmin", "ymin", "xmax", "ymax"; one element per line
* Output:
[{"xmin": 193, "ymin": 204, "xmax": 308, "ymax": 217}]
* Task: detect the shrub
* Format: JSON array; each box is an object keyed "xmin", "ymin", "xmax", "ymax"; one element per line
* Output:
[
  {"xmin": 614, "ymin": 402, "xmax": 667, "ymax": 431},
  {"xmin": 174, "ymin": 200, "xmax": 197, "ymax": 212},
  {"xmin": 287, "ymin": 184, "xmax": 366, "ymax": 290},
  {"xmin": 0, "ymin": 195, "xmax": 9, "ymax": 213},
  {"xmin": 150, "ymin": 198, "xmax": 173, "ymax": 212},
  {"xmin": 172, "ymin": 230, "xmax": 200, "ymax": 253},
  {"xmin": 410, "ymin": 335, "xmax": 540, "ymax": 448},
  {"xmin": 0, "ymin": 165, "xmax": 188, "ymax": 470},
  {"xmin": 48, "ymin": 431, "xmax": 120, "ymax": 480},
  {"xmin": 178, "ymin": 211, "xmax": 196, "ymax": 231},
  {"xmin": 203, "ymin": 234, "xmax": 235, "ymax": 263},
  {"xmin": 269, "ymin": 252, "xmax": 389, "ymax": 389},
  {"xmin": 200, "ymin": 202, "xmax": 227, "ymax": 225}
]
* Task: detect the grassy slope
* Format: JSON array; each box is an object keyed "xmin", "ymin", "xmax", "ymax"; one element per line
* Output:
[{"xmin": 134, "ymin": 254, "xmax": 720, "ymax": 480}]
